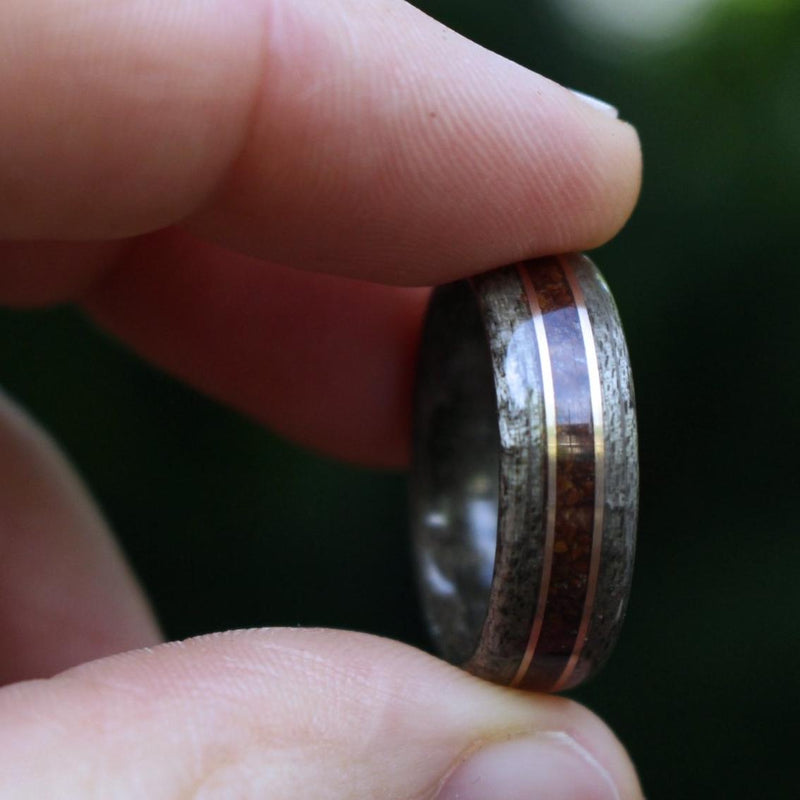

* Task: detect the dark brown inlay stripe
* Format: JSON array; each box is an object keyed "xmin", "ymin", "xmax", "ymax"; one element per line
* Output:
[{"xmin": 519, "ymin": 258, "xmax": 597, "ymax": 691}]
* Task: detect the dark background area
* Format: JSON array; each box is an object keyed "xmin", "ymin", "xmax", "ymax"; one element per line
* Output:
[{"xmin": 1, "ymin": 1, "xmax": 798, "ymax": 797}]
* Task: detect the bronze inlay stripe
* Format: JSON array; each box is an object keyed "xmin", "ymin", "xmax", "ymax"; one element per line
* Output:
[{"xmin": 516, "ymin": 258, "xmax": 598, "ymax": 691}]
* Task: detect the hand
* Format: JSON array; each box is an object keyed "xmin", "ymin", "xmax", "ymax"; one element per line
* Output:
[{"xmin": 0, "ymin": 1, "xmax": 642, "ymax": 797}]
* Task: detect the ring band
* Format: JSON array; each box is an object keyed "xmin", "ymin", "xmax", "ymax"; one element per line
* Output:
[{"xmin": 411, "ymin": 254, "xmax": 638, "ymax": 692}]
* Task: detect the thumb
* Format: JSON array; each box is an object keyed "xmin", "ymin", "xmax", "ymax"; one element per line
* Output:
[{"xmin": 0, "ymin": 628, "xmax": 642, "ymax": 799}]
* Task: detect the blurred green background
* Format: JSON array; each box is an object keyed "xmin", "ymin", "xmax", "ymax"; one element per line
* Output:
[{"xmin": 1, "ymin": 0, "xmax": 798, "ymax": 797}]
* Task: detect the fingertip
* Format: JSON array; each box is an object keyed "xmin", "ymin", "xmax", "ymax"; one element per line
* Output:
[
  {"xmin": 585, "ymin": 116, "xmax": 643, "ymax": 247},
  {"xmin": 0, "ymin": 629, "xmax": 641, "ymax": 798},
  {"xmin": 189, "ymin": 0, "xmax": 645, "ymax": 284},
  {"xmin": 533, "ymin": 90, "xmax": 643, "ymax": 258}
]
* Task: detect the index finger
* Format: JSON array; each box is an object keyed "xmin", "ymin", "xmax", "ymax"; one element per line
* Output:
[{"xmin": 1, "ymin": 0, "xmax": 640, "ymax": 286}]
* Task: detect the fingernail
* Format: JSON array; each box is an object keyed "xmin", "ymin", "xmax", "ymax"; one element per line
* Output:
[
  {"xmin": 569, "ymin": 89, "xmax": 619, "ymax": 118},
  {"xmin": 436, "ymin": 731, "xmax": 622, "ymax": 800}
]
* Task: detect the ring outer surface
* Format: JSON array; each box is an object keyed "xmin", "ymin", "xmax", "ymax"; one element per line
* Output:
[{"xmin": 411, "ymin": 253, "xmax": 638, "ymax": 693}]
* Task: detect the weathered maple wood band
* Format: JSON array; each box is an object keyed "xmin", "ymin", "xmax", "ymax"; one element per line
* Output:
[{"xmin": 411, "ymin": 254, "xmax": 637, "ymax": 692}]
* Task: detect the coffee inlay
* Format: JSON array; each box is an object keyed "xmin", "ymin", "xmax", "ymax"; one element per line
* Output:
[{"xmin": 513, "ymin": 257, "xmax": 605, "ymax": 691}]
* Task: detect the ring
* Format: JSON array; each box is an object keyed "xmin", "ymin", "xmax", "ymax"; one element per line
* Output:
[{"xmin": 411, "ymin": 254, "xmax": 638, "ymax": 692}]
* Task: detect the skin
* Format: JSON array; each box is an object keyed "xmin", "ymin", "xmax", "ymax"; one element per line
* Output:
[{"xmin": 0, "ymin": 0, "xmax": 643, "ymax": 796}]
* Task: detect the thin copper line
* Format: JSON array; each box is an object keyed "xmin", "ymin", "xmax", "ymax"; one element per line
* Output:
[
  {"xmin": 551, "ymin": 256, "xmax": 606, "ymax": 692},
  {"xmin": 510, "ymin": 263, "xmax": 558, "ymax": 688}
]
